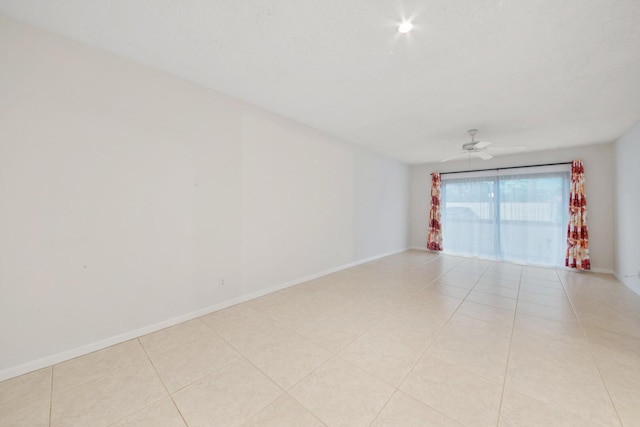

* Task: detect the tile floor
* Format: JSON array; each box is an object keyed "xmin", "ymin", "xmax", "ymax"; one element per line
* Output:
[{"xmin": 2, "ymin": 250, "xmax": 640, "ymax": 426}]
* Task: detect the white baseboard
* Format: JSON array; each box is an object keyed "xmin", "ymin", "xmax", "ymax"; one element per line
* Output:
[
  {"xmin": 0, "ymin": 247, "xmax": 409, "ymax": 382},
  {"xmin": 410, "ymin": 246, "xmax": 429, "ymax": 252},
  {"xmin": 583, "ymin": 267, "xmax": 614, "ymax": 275}
]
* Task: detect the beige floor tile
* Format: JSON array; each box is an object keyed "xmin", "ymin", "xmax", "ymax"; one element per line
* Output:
[
  {"xmin": 295, "ymin": 325, "xmax": 355, "ymax": 354},
  {"xmin": 256, "ymin": 300, "xmax": 329, "ymax": 330},
  {"xmin": 424, "ymin": 283, "xmax": 471, "ymax": 299},
  {"xmin": 400, "ymin": 355, "xmax": 502, "ymax": 427},
  {"xmin": 296, "ymin": 310, "xmax": 377, "ymax": 354},
  {"xmin": 441, "ymin": 270, "xmax": 482, "ymax": 281},
  {"xmin": 51, "ymin": 359, "xmax": 167, "ymax": 427},
  {"xmin": 200, "ymin": 303, "xmax": 264, "ymax": 331},
  {"xmin": 602, "ymin": 378, "xmax": 640, "ymax": 427},
  {"xmin": 585, "ymin": 331, "xmax": 640, "ymax": 427},
  {"xmin": 0, "ymin": 396, "xmax": 50, "ymax": 427},
  {"xmin": 54, "ymin": 340, "xmax": 147, "ymax": 392},
  {"xmin": 509, "ymin": 329, "xmax": 600, "ymax": 378},
  {"xmin": 602, "ymin": 372, "xmax": 640, "ymax": 426},
  {"xmin": 110, "ymin": 397, "xmax": 186, "ymax": 427},
  {"xmin": 520, "ymin": 275, "xmax": 563, "ymax": 289},
  {"xmin": 245, "ymin": 334, "xmax": 332, "ymax": 390},
  {"xmin": 505, "ymin": 345, "xmax": 619, "ymax": 426},
  {"xmin": 516, "ymin": 300, "xmax": 578, "ymax": 323},
  {"xmin": 339, "ymin": 331, "xmax": 423, "ymax": 387},
  {"xmin": 371, "ymin": 390, "xmax": 463, "ymax": 427},
  {"xmin": 304, "ymin": 287, "xmax": 348, "ymax": 307},
  {"xmin": 499, "ymin": 388, "xmax": 607, "ymax": 427},
  {"xmin": 367, "ymin": 306, "xmax": 449, "ymax": 351},
  {"xmin": 477, "ymin": 277, "xmax": 521, "ymax": 290},
  {"xmin": 518, "ymin": 280, "xmax": 564, "ymax": 296},
  {"xmin": 520, "ymin": 279, "xmax": 565, "ymax": 294},
  {"xmin": 584, "ymin": 326, "xmax": 640, "ymax": 370},
  {"xmin": 172, "ymin": 358, "xmax": 283, "ymax": 427},
  {"xmin": 481, "ymin": 269, "xmax": 521, "ymax": 282},
  {"xmin": 427, "ymin": 314, "xmax": 511, "ymax": 382},
  {"xmin": 479, "ymin": 267, "xmax": 517, "ymax": 279},
  {"xmin": 522, "ymin": 266, "xmax": 560, "ymax": 281},
  {"xmin": 514, "ymin": 312, "xmax": 583, "ymax": 343},
  {"xmin": 149, "ymin": 332, "xmax": 240, "ymax": 392},
  {"xmin": 518, "ymin": 289, "xmax": 571, "ymax": 309},
  {"xmin": 289, "ymin": 356, "xmax": 394, "ymax": 427},
  {"xmin": 571, "ymin": 297, "xmax": 631, "ymax": 318},
  {"xmin": 466, "ymin": 290, "xmax": 517, "ymax": 311},
  {"xmin": 473, "ymin": 282, "xmax": 519, "ymax": 299},
  {"xmin": 451, "ymin": 259, "xmax": 491, "ymax": 273},
  {"xmin": 242, "ymin": 393, "xmax": 325, "ymax": 427},
  {"xmin": 406, "ymin": 291, "xmax": 463, "ymax": 314},
  {"xmin": 577, "ymin": 308, "xmax": 640, "ymax": 340},
  {"xmin": 432, "ymin": 276, "xmax": 478, "ymax": 289},
  {"xmin": 0, "ymin": 367, "xmax": 51, "ymax": 416},
  {"xmin": 566, "ymin": 284, "xmax": 611, "ymax": 302},
  {"xmin": 0, "ymin": 367, "xmax": 51, "ymax": 427},
  {"xmin": 456, "ymin": 300, "xmax": 515, "ymax": 327},
  {"xmin": 246, "ymin": 286, "xmax": 312, "ymax": 311},
  {"xmin": 425, "ymin": 257, "xmax": 457, "ymax": 269},
  {"xmin": 381, "ymin": 273, "xmax": 433, "ymax": 290},
  {"xmin": 138, "ymin": 319, "xmax": 212, "ymax": 358},
  {"xmin": 409, "ymin": 291, "xmax": 462, "ymax": 311},
  {"xmin": 352, "ymin": 290, "xmax": 415, "ymax": 317},
  {"xmin": 214, "ymin": 314, "xmax": 296, "ymax": 355}
]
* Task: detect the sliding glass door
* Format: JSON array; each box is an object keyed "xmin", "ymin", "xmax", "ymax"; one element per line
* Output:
[
  {"xmin": 441, "ymin": 176, "xmax": 497, "ymax": 259},
  {"xmin": 441, "ymin": 165, "xmax": 570, "ymax": 266}
]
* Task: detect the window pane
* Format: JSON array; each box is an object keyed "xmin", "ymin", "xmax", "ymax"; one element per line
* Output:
[
  {"xmin": 442, "ymin": 177, "xmax": 497, "ymax": 259},
  {"xmin": 498, "ymin": 173, "xmax": 568, "ymax": 265},
  {"xmin": 441, "ymin": 167, "xmax": 569, "ymax": 267}
]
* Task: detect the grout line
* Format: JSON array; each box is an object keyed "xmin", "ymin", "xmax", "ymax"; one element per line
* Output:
[
  {"xmin": 391, "ymin": 264, "xmax": 482, "ymax": 389},
  {"xmin": 556, "ymin": 272, "xmax": 626, "ymax": 427},
  {"xmin": 279, "ymin": 392, "xmax": 329, "ymax": 427},
  {"xmin": 267, "ymin": 254, "xmax": 468, "ymax": 426},
  {"xmin": 368, "ymin": 388, "xmax": 399, "ymax": 426},
  {"xmin": 48, "ymin": 365, "xmax": 54, "ymax": 427},
  {"xmin": 385, "ymin": 259, "xmax": 496, "ymax": 425},
  {"xmin": 495, "ymin": 264, "xmax": 523, "ymax": 426},
  {"xmin": 136, "ymin": 337, "xmax": 191, "ymax": 427}
]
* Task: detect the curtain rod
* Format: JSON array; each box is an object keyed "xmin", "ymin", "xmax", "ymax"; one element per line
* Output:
[{"xmin": 438, "ymin": 161, "xmax": 572, "ymax": 176}]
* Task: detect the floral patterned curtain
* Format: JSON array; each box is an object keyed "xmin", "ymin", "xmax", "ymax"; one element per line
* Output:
[
  {"xmin": 565, "ymin": 160, "xmax": 591, "ymax": 270},
  {"xmin": 427, "ymin": 172, "xmax": 443, "ymax": 251}
]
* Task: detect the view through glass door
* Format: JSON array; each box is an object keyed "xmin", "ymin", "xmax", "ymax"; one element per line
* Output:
[{"xmin": 441, "ymin": 165, "xmax": 570, "ymax": 266}]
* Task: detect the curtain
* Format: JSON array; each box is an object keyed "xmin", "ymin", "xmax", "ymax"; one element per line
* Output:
[
  {"xmin": 426, "ymin": 173, "xmax": 442, "ymax": 251},
  {"xmin": 440, "ymin": 164, "xmax": 571, "ymax": 266},
  {"xmin": 441, "ymin": 174, "xmax": 497, "ymax": 258},
  {"xmin": 565, "ymin": 160, "xmax": 591, "ymax": 270},
  {"xmin": 498, "ymin": 170, "xmax": 568, "ymax": 265}
]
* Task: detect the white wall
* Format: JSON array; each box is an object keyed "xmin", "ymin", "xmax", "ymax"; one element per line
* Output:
[
  {"xmin": 614, "ymin": 122, "xmax": 640, "ymax": 294},
  {"xmin": 240, "ymin": 110, "xmax": 408, "ymax": 294},
  {"xmin": 0, "ymin": 16, "xmax": 409, "ymax": 379},
  {"xmin": 409, "ymin": 144, "xmax": 615, "ymax": 272}
]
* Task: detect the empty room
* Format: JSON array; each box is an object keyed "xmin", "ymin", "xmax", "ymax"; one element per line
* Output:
[{"xmin": 1, "ymin": 1, "xmax": 640, "ymax": 426}]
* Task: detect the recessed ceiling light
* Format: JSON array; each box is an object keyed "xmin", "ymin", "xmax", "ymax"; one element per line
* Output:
[{"xmin": 398, "ymin": 21, "xmax": 413, "ymax": 34}]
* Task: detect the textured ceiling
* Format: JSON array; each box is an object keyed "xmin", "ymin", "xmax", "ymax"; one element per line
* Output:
[{"xmin": 1, "ymin": 0, "xmax": 639, "ymax": 164}]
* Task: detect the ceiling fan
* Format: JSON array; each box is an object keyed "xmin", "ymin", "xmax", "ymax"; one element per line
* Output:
[{"xmin": 440, "ymin": 129, "xmax": 526, "ymax": 163}]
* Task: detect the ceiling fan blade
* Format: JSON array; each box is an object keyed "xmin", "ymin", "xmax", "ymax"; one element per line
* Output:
[
  {"xmin": 474, "ymin": 141, "xmax": 491, "ymax": 149},
  {"xmin": 486, "ymin": 145, "xmax": 526, "ymax": 152},
  {"xmin": 476, "ymin": 151, "xmax": 493, "ymax": 160},
  {"xmin": 440, "ymin": 152, "xmax": 468, "ymax": 163}
]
